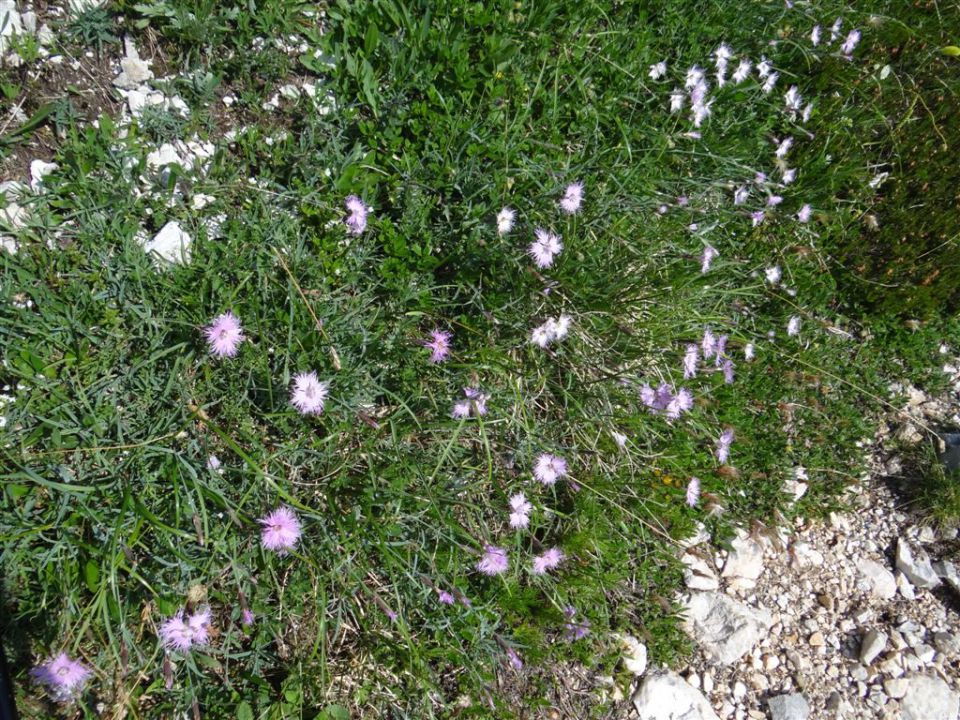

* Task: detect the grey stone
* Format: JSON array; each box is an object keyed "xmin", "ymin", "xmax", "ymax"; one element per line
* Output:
[
  {"xmin": 857, "ymin": 558, "xmax": 897, "ymax": 600},
  {"xmin": 632, "ymin": 670, "xmax": 720, "ymax": 720},
  {"xmin": 896, "ymin": 539, "xmax": 941, "ymax": 589},
  {"xmin": 900, "ymin": 674, "xmax": 959, "ymax": 720},
  {"xmin": 682, "ymin": 552, "xmax": 720, "ymax": 591},
  {"xmin": 768, "ymin": 693, "xmax": 810, "ymax": 720},
  {"xmin": 934, "ymin": 560, "xmax": 960, "ymax": 593},
  {"xmin": 142, "ymin": 221, "xmax": 191, "ymax": 265},
  {"xmin": 0, "ymin": 2, "xmax": 22, "ymax": 55},
  {"xmin": 113, "ymin": 56, "xmax": 153, "ymax": 89},
  {"xmin": 859, "ymin": 628, "xmax": 888, "ymax": 665},
  {"xmin": 683, "ymin": 592, "xmax": 772, "ymax": 666},
  {"xmin": 721, "ymin": 530, "xmax": 765, "ymax": 581},
  {"xmin": 933, "ymin": 631, "xmax": 960, "ymax": 657}
]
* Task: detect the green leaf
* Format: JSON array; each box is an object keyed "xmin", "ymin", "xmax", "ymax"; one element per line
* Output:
[
  {"xmin": 84, "ymin": 560, "xmax": 100, "ymax": 593},
  {"xmin": 320, "ymin": 706, "xmax": 350, "ymax": 720},
  {"xmin": 236, "ymin": 702, "xmax": 254, "ymax": 720},
  {"xmin": 942, "ymin": 46, "xmax": 960, "ymax": 56}
]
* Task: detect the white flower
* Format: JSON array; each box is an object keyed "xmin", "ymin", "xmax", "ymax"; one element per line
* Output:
[
  {"xmin": 765, "ymin": 266, "xmax": 782, "ymax": 285},
  {"xmin": 775, "ymin": 137, "xmax": 793, "ymax": 159},
  {"xmin": 732, "ymin": 59, "xmax": 751, "ymax": 84},
  {"xmin": 669, "ymin": 90, "xmax": 685, "ymax": 113},
  {"xmin": 810, "ymin": 25, "xmax": 821, "ymax": 46},
  {"xmin": 734, "ymin": 186, "xmax": 749, "ymax": 205},
  {"xmin": 787, "ymin": 316, "xmax": 801, "ymax": 336},
  {"xmin": 762, "ymin": 71, "xmax": 779, "ymax": 94},
  {"xmin": 496, "ymin": 207, "xmax": 516, "ymax": 235},
  {"xmin": 648, "ymin": 61, "xmax": 667, "ymax": 80}
]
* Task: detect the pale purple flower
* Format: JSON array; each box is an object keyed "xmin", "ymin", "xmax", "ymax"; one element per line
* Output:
[
  {"xmin": 797, "ymin": 204, "xmax": 812, "ymax": 223},
  {"xmin": 716, "ymin": 429, "xmax": 735, "ymax": 464},
  {"xmin": 424, "ymin": 329, "xmax": 452, "ymax": 363},
  {"xmin": 497, "ymin": 207, "xmax": 516, "ymax": 235},
  {"xmin": 755, "ymin": 171, "xmax": 768, "ymax": 185},
  {"xmin": 204, "ymin": 311, "xmax": 244, "ymax": 358},
  {"xmin": 830, "ymin": 18, "xmax": 843, "ymax": 43},
  {"xmin": 677, "ymin": 195, "xmax": 689, "ymax": 206},
  {"xmin": 688, "ymin": 223, "xmax": 699, "ymax": 233},
  {"xmin": 509, "ymin": 492, "xmax": 532, "ymax": 529},
  {"xmin": 767, "ymin": 195, "xmax": 783, "ymax": 207},
  {"xmin": 787, "ymin": 316, "xmax": 801, "ymax": 336},
  {"xmin": 686, "ymin": 477, "xmax": 701, "ymax": 507},
  {"xmin": 744, "ymin": 342, "xmax": 755, "ymax": 361},
  {"xmin": 437, "ymin": 589, "xmax": 455, "ymax": 605},
  {"xmin": 649, "ymin": 61, "xmax": 667, "ymax": 80},
  {"xmin": 802, "ymin": 103, "xmax": 814, "ymax": 123},
  {"xmin": 532, "ymin": 547, "xmax": 564, "ymax": 575},
  {"xmin": 700, "ymin": 245, "xmax": 719, "ymax": 273},
  {"xmin": 756, "ymin": 57, "xmax": 772, "ymax": 79},
  {"xmin": 506, "ymin": 646, "xmax": 523, "ymax": 670},
  {"xmin": 477, "ymin": 544, "xmax": 508, "ymax": 576},
  {"xmin": 683, "ymin": 344, "xmax": 699, "ymax": 379},
  {"xmin": 563, "ymin": 606, "xmax": 591, "ymax": 641},
  {"xmin": 241, "ymin": 609, "xmax": 255, "ymax": 626},
  {"xmin": 702, "ymin": 328, "xmax": 717, "ymax": 359},
  {"xmin": 775, "ymin": 137, "xmax": 793, "ymax": 159},
  {"xmin": 715, "ymin": 335, "xmax": 728, "ymax": 365},
  {"xmin": 665, "ymin": 387, "xmax": 694, "ymax": 419},
  {"xmin": 722, "ymin": 362, "xmax": 737, "ymax": 394},
  {"xmin": 734, "ymin": 185, "xmax": 749, "ymax": 205},
  {"xmin": 751, "ymin": 210, "xmax": 765, "ymax": 227},
  {"xmin": 669, "ymin": 90, "xmax": 685, "ymax": 113},
  {"xmin": 732, "ymin": 58, "xmax": 751, "ymax": 84},
  {"xmin": 159, "ymin": 607, "xmax": 212, "ymax": 652},
  {"xmin": 685, "ymin": 66, "xmax": 705, "ymax": 88},
  {"xmin": 841, "ymin": 30, "xmax": 861, "ymax": 56},
  {"xmin": 530, "ymin": 324, "xmax": 552, "ymax": 348},
  {"xmin": 530, "ymin": 315, "xmax": 571, "ymax": 348},
  {"xmin": 639, "ymin": 383, "xmax": 656, "ymax": 408},
  {"xmin": 782, "ymin": 168, "xmax": 797, "ymax": 185},
  {"xmin": 344, "ymin": 195, "xmax": 369, "ymax": 235},
  {"xmin": 553, "ymin": 314, "xmax": 572, "ymax": 341},
  {"xmin": 290, "ymin": 371, "xmax": 329, "ymax": 415},
  {"xmin": 206, "ymin": 454, "xmax": 222, "ymax": 472},
  {"xmin": 762, "ymin": 71, "xmax": 779, "ymax": 94},
  {"xmin": 811, "ymin": 25, "xmax": 821, "ymax": 46},
  {"xmin": 30, "ymin": 653, "xmax": 93, "ymax": 702},
  {"xmin": 528, "ymin": 228, "xmax": 563, "ymax": 268},
  {"xmin": 259, "ymin": 506, "xmax": 302, "ymax": 553},
  {"xmin": 462, "ymin": 386, "xmax": 488, "ymax": 416},
  {"xmin": 534, "ymin": 453, "xmax": 568, "ymax": 485},
  {"xmin": 784, "ymin": 86, "xmax": 802, "ymax": 114},
  {"xmin": 451, "ymin": 400, "xmax": 471, "ymax": 418},
  {"xmin": 611, "ymin": 431, "xmax": 628, "ymax": 449},
  {"xmin": 766, "ymin": 266, "xmax": 782, "ymax": 285},
  {"xmin": 559, "ymin": 182, "xmax": 584, "ymax": 214},
  {"xmin": 691, "ymin": 99, "xmax": 713, "ymax": 127}
]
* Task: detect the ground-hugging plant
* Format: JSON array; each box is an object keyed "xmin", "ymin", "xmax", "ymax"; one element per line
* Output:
[{"xmin": 1, "ymin": 1, "xmax": 950, "ymax": 717}]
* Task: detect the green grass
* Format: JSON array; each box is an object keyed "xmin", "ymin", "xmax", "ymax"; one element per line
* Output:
[{"xmin": 1, "ymin": 0, "xmax": 957, "ymax": 717}]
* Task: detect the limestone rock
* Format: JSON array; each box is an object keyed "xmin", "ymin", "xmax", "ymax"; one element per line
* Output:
[
  {"xmin": 859, "ymin": 628, "xmax": 888, "ymax": 665},
  {"xmin": 142, "ymin": 221, "xmax": 191, "ymax": 264},
  {"xmin": 768, "ymin": 693, "xmax": 810, "ymax": 720},
  {"xmin": 899, "ymin": 674, "xmax": 959, "ymax": 720},
  {"xmin": 632, "ymin": 669, "xmax": 721, "ymax": 720},
  {"xmin": 721, "ymin": 530, "xmax": 765, "ymax": 581},
  {"xmin": 683, "ymin": 592, "xmax": 771, "ymax": 665},
  {"xmin": 682, "ymin": 552, "xmax": 720, "ymax": 591},
  {"xmin": 896, "ymin": 539, "xmax": 941, "ymax": 589},
  {"xmin": 857, "ymin": 558, "xmax": 897, "ymax": 600}
]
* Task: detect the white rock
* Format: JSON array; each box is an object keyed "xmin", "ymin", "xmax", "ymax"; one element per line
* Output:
[
  {"xmin": 790, "ymin": 542, "xmax": 824, "ymax": 570},
  {"xmin": 683, "ymin": 552, "xmax": 720, "ymax": 591},
  {"xmin": 683, "ymin": 592, "xmax": 772, "ymax": 665},
  {"xmin": 0, "ymin": 1, "xmax": 22, "ymax": 54},
  {"xmin": 0, "ymin": 235, "xmax": 17, "ymax": 253},
  {"xmin": 191, "ymin": 193, "xmax": 215, "ymax": 210},
  {"xmin": 29, "ymin": 160, "xmax": 58, "ymax": 193},
  {"xmin": 767, "ymin": 693, "xmax": 810, "ymax": 720},
  {"xmin": 20, "ymin": 10, "xmax": 36, "ymax": 33},
  {"xmin": 37, "ymin": 23, "xmax": 53, "ymax": 45},
  {"xmin": 732, "ymin": 681, "xmax": 747, "ymax": 701},
  {"xmin": 859, "ymin": 628, "xmax": 887, "ymax": 665},
  {"xmin": 896, "ymin": 539, "xmax": 941, "ymax": 589},
  {"xmin": 146, "ymin": 143, "xmax": 183, "ymax": 172},
  {"xmin": 680, "ymin": 523, "xmax": 710, "ymax": 549},
  {"xmin": 897, "ymin": 571, "xmax": 917, "ymax": 600},
  {"xmin": 857, "ymin": 558, "xmax": 897, "ymax": 600},
  {"xmin": 618, "ymin": 634, "xmax": 648, "ymax": 676},
  {"xmin": 114, "ymin": 56, "xmax": 154, "ymax": 89},
  {"xmin": 633, "ymin": 670, "xmax": 721, "ymax": 720},
  {"xmin": 934, "ymin": 560, "xmax": 960, "ymax": 593},
  {"xmin": 914, "ymin": 644, "xmax": 936, "ymax": 664},
  {"xmin": 68, "ymin": 0, "xmax": 107, "ymax": 13},
  {"xmin": 900, "ymin": 674, "xmax": 959, "ymax": 720},
  {"xmin": 722, "ymin": 531, "xmax": 765, "ymax": 581},
  {"xmin": 142, "ymin": 221, "xmax": 191, "ymax": 264},
  {"xmin": 884, "ymin": 678, "xmax": 909, "ymax": 699},
  {"xmin": 783, "ymin": 479, "xmax": 808, "ymax": 502},
  {"xmin": 279, "ymin": 83, "xmax": 301, "ymax": 100},
  {"xmin": 933, "ymin": 632, "xmax": 959, "ymax": 657}
]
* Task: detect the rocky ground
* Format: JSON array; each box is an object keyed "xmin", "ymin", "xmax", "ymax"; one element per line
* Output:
[{"xmin": 626, "ymin": 364, "xmax": 960, "ymax": 720}]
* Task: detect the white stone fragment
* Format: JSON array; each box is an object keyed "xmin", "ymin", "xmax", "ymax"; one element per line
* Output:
[
  {"xmin": 142, "ymin": 221, "xmax": 191, "ymax": 264},
  {"xmin": 633, "ymin": 670, "xmax": 721, "ymax": 720}
]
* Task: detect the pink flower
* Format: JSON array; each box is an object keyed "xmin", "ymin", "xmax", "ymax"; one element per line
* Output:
[
  {"xmin": 159, "ymin": 606, "xmax": 212, "ymax": 652},
  {"xmin": 797, "ymin": 204, "xmax": 812, "ymax": 223},
  {"xmin": 451, "ymin": 387, "xmax": 488, "ymax": 418},
  {"xmin": 206, "ymin": 454, "xmax": 222, "ymax": 472},
  {"xmin": 506, "ymin": 646, "xmax": 523, "ymax": 670},
  {"xmin": 563, "ymin": 606, "xmax": 591, "ymax": 641},
  {"xmin": 533, "ymin": 453, "xmax": 567, "ymax": 485},
  {"xmin": 203, "ymin": 311, "xmax": 244, "ymax": 358},
  {"xmin": 683, "ymin": 344, "xmax": 698, "ymax": 379},
  {"xmin": 841, "ymin": 29, "xmax": 861, "ymax": 56},
  {"xmin": 509, "ymin": 492, "xmax": 532, "ymax": 529},
  {"xmin": 701, "ymin": 245, "xmax": 719, "ymax": 273},
  {"xmin": 686, "ymin": 477, "xmax": 701, "ymax": 507},
  {"xmin": 290, "ymin": 371, "xmax": 329, "ymax": 415},
  {"xmin": 782, "ymin": 168, "xmax": 797, "ymax": 185},
  {"xmin": 451, "ymin": 400, "xmax": 471, "ymax": 419},
  {"xmin": 702, "ymin": 328, "xmax": 717, "ymax": 359},
  {"xmin": 559, "ymin": 182, "xmax": 584, "ymax": 214},
  {"xmin": 714, "ymin": 335, "xmax": 728, "ymax": 365},
  {"xmin": 716, "ymin": 429, "xmax": 735, "ymax": 464},
  {"xmin": 476, "ymin": 544, "xmax": 509, "ymax": 576},
  {"xmin": 767, "ymin": 195, "xmax": 783, "ymax": 207},
  {"xmin": 241, "ymin": 609, "xmax": 255, "ymax": 626},
  {"xmin": 344, "ymin": 195, "xmax": 368, "ymax": 235},
  {"xmin": 424, "ymin": 329, "xmax": 452, "ymax": 363},
  {"xmin": 528, "ymin": 228, "xmax": 563, "ymax": 268},
  {"xmin": 751, "ymin": 210, "xmax": 765, "ymax": 227},
  {"xmin": 30, "ymin": 652, "xmax": 93, "ymax": 702},
  {"xmin": 437, "ymin": 589, "xmax": 455, "ymax": 605},
  {"xmin": 532, "ymin": 547, "xmax": 564, "ymax": 575},
  {"xmin": 259, "ymin": 506, "xmax": 302, "ymax": 553},
  {"xmin": 497, "ymin": 207, "xmax": 516, "ymax": 235}
]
